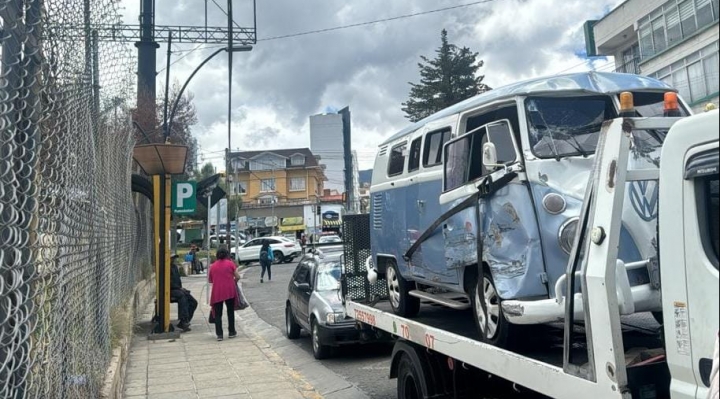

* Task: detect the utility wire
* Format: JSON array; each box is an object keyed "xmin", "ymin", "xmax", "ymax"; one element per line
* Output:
[{"xmin": 258, "ymin": 0, "xmax": 497, "ymax": 41}]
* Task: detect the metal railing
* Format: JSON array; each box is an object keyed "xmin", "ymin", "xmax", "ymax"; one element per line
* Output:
[{"xmin": 0, "ymin": 1, "xmax": 151, "ymax": 397}]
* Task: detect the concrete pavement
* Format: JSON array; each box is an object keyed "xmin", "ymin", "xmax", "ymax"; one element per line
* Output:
[{"xmin": 122, "ymin": 274, "xmax": 322, "ymax": 399}]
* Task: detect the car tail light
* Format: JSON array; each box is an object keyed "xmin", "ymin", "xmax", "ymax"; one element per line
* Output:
[{"xmin": 284, "ymin": 243, "xmax": 294, "ymax": 247}]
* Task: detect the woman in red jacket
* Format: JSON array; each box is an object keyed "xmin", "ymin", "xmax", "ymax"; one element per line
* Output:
[{"xmin": 208, "ymin": 248, "xmax": 241, "ymax": 341}]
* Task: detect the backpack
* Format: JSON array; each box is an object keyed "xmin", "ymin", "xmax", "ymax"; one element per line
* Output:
[{"xmin": 260, "ymin": 249, "xmax": 269, "ymax": 262}]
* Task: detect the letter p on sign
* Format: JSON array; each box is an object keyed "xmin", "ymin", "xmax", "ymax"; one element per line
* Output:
[{"xmin": 172, "ymin": 181, "xmax": 197, "ymax": 215}]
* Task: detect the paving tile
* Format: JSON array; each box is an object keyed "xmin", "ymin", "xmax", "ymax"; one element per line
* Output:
[
  {"xmin": 123, "ymin": 385, "xmax": 147, "ymax": 396},
  {"xmin": 196, "ymin": 385, "xmax": 249, "ymax": 398},
  {"xmin": 194, "ymin": 377, "xmax": 241, "ymax": 390},
  {"xmin": 192, "ymin": 370, "xmax": 237, "ymax": 382},
  {"xmin": 148, "ymin": 355, "xmax": 188, "ymax": 365},
  {"xmin": 249, "ymin": 389, "xmax": 305, "ymax": 399},
  {"xmin": 145, "ymin": 390, "xmax": 198, "ymax": 399},
  {"xmin": 147, "ymin": 381, "xmax": 197, "ymax": 395},
  {"xmin": 148, "ymin": 361, "xmax": 190, "ymax": 371},
  {"xmin": 244, "ymin": 381, "xmax": 294, "ymax": 393}
]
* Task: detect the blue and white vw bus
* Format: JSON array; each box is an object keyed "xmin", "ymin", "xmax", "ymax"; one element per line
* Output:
[{"xmin": 368, "ymin": 72, "xmax": 690, "ymax": 348}]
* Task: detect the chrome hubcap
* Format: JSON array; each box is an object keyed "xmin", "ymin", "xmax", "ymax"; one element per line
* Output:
[
  {"xmin": 476, "ymin": 277, "xmax": 500, "ymax": 339},
  {"xmin": 387, "ymin": 266, "xmax": 401, "ymax": 309}
]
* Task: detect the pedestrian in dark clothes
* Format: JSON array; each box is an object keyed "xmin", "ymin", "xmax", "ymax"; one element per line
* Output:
[
  {"xmin": 170, "ymin": 254, "xmax": 198, "ymax": 332},
  {"xmin": 259, "ymin": 239, "xmax": 274, "ymax": 283}
]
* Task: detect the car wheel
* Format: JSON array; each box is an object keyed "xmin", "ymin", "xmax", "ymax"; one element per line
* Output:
[
  {"xmin": 386, "ymin": 261, "xmax": 420, "ymax": 318},
  {"xmin": 311, "ymin": 319, "xmax": 331, "ymax": 359},
  {"xmin": 273, "ymin": 251, "xmax": 284, "ymax": 264},
  {"xmin": 285, "ymin": 304, "xmax": 301, "ymax": 339},
  {"xmin": 471, "ymin": 269, "xmax": 517, "ymax": 348}
]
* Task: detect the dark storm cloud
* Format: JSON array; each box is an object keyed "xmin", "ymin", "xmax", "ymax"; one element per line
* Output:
[{"xmin": 125, "ymin": 0, "xmax": 618, "ymax": 168}]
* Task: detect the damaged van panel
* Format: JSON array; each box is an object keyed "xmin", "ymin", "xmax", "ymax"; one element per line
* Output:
[{"xmin": 443, "ymin": 184, "xmax": 546, "ymax": 299}]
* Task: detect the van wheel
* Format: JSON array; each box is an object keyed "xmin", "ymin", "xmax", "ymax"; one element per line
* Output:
[
  {"xmin": 386, "ymin": 262, "xmax": 420, "ymax": 318},
  {"xmin": 471, "ymin": 270, "xmax": 515, "ymax": 348}
]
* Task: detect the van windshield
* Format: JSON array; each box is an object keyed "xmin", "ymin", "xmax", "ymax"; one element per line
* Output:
[
  {"xmin": 526, "ymin": 93, "xmax": 689, "ymax": 159},
  {"xmin": 526, "ymin": 96, "xmax": 614, "ymax": 159}
]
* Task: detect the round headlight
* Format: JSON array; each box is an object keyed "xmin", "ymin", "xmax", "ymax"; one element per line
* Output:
[
  {"xmin": 543, "ymin": 193, "xmax": 567, "ymax": 215},
  {"xmin": 558, "ymin": 217, "xmax": 579, "ymax": 255}
]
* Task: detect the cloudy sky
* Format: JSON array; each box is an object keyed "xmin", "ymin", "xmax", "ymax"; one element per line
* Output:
[{"xmin": 120, "ymin": 0, "xmax": 617, "ymax": 171}]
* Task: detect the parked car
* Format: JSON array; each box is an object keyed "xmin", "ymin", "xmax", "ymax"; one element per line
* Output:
[
  {"xmin": 209, "ymin": 234, "xmax": 245, "ymax": 247},
  {"xmin": 285, "ymin": 246, "xmax": 389, "ymax": 359},
  {"xmin": 318, "ymin": 235, "xmax": 342, "ymax": 244},
  {"xmin": 230, "ymin": 236, "xmax": 302, "ymax": 264}
]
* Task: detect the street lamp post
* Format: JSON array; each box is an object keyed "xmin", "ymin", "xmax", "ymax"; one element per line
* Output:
[{"xmin": 164, "ymin": 45, "xmax": 252, "ymax": 140}]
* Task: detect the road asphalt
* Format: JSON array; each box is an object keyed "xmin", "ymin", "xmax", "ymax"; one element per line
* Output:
[{"xmin": 241, "ymin": 262, "xmax": 397, "ymax": 399}]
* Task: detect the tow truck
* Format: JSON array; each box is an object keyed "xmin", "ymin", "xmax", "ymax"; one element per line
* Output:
[{"xmin": 341, "ymin": 102, "xmax": 719, "ymax": 398}]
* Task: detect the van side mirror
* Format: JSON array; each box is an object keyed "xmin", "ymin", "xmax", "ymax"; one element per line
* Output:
[{"xmin": 482, "ymin": 142, "xmax": 500, "ymax": 171}]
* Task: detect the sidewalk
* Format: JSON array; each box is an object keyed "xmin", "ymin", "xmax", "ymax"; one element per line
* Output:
[{"xmin": 122, "ymin": 274, "xmax": 322, "ymax": 399}]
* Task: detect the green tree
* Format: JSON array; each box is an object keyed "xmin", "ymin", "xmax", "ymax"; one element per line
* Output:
[
  {"xmin": 196, "ymin": 162, "xmax": 216, "ymax": 181},
  {"xmin": 401, "ymin": 29, "xmax": 491, "ymax": 122}
]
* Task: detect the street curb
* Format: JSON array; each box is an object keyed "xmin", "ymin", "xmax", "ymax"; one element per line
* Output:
[
  {"xmin": 100, "ymin": 275, "xmax": 155, "ymax": 399},
  {"xmin": 237, "ymin": 269, "xmax": 371, "ymax": 399}
]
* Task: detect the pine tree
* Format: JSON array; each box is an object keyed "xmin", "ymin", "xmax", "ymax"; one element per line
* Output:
[{"xmin": 401, "ymin": 30, "xmax": 491, "ymax": 122}]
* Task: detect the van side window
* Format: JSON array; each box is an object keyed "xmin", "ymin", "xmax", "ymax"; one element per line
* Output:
[
  {"xmin": 444, "ymin": 127, "xmax": 487, "ymax": 191},
  {"xmin": 387, "ymin": 142, "xmax": 407, "ymax": 177},
  {"xmin": 408, "ymin": 138, "xmax": 422, "ymax": 172},
  {"xmin": 486, "ymin": 121, "xmax": 518, "ymax": 164},
  {"xmin": 423, "ymin": 128, "xmax": 451, "ymax": 167}
]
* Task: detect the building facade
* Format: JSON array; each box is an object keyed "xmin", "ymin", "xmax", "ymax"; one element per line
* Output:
[
  {"xmin": 588, "ymin": 0, "xmax": 719, "ymax": 112},
  {"xmin": 229, "ymin": 148, "xmax": 325, "ymax": 238},
  {"xmin": 310, "ymin": 113, "xmax": 345, "ymax": 194}
]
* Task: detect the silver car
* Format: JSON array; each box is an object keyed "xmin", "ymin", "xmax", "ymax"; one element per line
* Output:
[{"xmin": 284, "ymin": 245, "xmax": 388, "ymax": 359}]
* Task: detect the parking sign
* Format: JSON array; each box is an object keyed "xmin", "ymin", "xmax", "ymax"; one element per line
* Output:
[{"xmin": 172, "ymin": 181, "xmax": 197, "ymax": 214}]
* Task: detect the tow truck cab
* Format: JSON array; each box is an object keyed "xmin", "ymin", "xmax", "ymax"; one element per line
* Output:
[{"xmin": 659, "ymin": 109, "xmax": 718, "ymax": 398}]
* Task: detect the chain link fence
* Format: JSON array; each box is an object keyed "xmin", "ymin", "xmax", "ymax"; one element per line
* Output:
[{"xmin": 0, "ymin": 1, "xmax": 151, "ymax": 398}]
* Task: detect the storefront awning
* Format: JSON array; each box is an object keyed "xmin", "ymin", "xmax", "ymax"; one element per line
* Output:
[
  {"xmin": 322, "ymin": 219, "xmax": 341, "ymax": 227},
  {"xmin": 278, "ymin": 224, "xmax": 304, "ymax": 232}
]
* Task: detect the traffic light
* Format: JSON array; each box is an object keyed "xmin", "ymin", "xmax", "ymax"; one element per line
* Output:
[{"xmin": 316, "ymin": 205, "xmax": 321, "ymax": 215}]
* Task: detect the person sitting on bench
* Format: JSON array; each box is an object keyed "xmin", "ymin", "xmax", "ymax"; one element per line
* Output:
[{"xmin": 170, "ymin": 254, "xmax": 198, "ymax": 332}]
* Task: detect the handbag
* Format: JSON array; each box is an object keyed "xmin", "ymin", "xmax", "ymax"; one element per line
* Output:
[
  {"xmin": 235, "ymin": 283, "xmax": 249, "ymax": 310},
  {"xmin": 208, "ymin": 307, "xmax": 216, "ymax": 324}
]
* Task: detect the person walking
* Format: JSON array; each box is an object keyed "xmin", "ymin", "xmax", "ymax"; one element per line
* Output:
[
  {"xmin": 259, "ymin": 239, "xmax": 274, "ymax": 283},
  {"xmin": 208, "ymin": 247, "xmax": 241, "ymax": 341}
]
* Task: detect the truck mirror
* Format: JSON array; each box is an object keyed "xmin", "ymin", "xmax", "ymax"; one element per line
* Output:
[{"xmin": 483, "ymin": 142, "xmax": 500, "ymax": 171}]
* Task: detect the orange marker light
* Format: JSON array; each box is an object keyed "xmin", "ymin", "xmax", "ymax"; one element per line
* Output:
[
  {"xmin": 619, "ymin": 92, "xmax": 634, "ymax": 116},
  {"xmin": 664, "ymin": 92, "xmax": 679, "ymax": 112},
  {"xmin": 664, "ymin": 92, "xmax": 681, "ymax": 117}
]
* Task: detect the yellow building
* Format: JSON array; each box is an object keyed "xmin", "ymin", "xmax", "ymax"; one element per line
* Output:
[{"xmin": 228, "ymin": 148, "xmax": 325, "ymax": 236}]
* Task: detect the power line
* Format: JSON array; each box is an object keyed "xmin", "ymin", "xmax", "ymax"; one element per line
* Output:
[{"xmin": 258, "ymin": 0, "xmax": 498, "ymax": 42}]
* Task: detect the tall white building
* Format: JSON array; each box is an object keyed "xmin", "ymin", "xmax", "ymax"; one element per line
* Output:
[
  {"xmin": 587, "ymin": 0, "xmax": 719, "ymax": 112},
  {"xmin": 351, "ymin": 150, "xmax": 361, "ymax": 213},
  {"xmin": 310, "ymin": 113, "xmax": 345, "ymax": 194}
]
